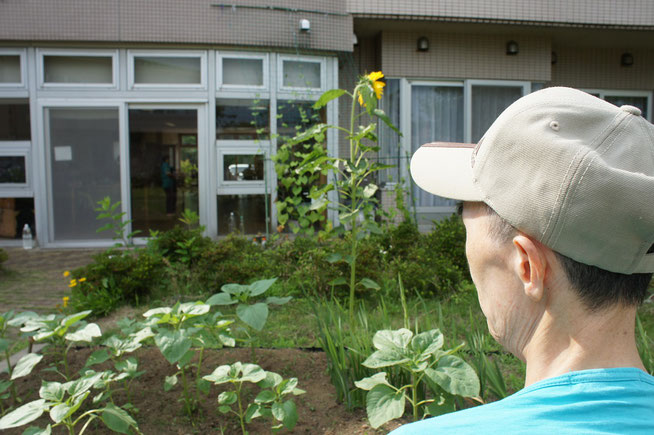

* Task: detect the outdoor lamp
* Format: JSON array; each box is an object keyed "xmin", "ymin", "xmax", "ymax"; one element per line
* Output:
[
  {"xmin": 621, "ymin": 52, "xmax": 634, "ymax": 66},
  {"xmin": 506, "ymin": 40, "xmax": 519, "ymax": 55},
  {"xmin": 417, "ymin": 37, "xmax": 429, "ymax": 52}
]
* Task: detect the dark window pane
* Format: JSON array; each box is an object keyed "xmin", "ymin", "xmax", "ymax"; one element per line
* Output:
[
  {"xmin": 276, "ymin": 100, "xmax": 325, "ymax": 139},
  {"xmin": 604, "ymin": 96, "xmax": 648, "ymax": 120},
  {"xmin": 0, "ymin": 99, "xmax": 30, "ymax": 140},
  {"xmin": 217, "ymin": 99, "xmax": 269, "ymax": 140},
  {"xmin": 223, "ymin": 154, "xmax": 264, "ymax": 181},
  {"xmin": 217, "ymin": 194, "xmax": 268, "ymax": 235},
  {"xmin": 0, "ymin": 156, "xmax": 26, "ymax": 183},
  {"xmin": 0, "ymin": 56, "xmax": 21, "ymax": 83},
  {"xmin": 0, "ymin": 198, "xmax": 35, "ymax": 239},
  {"xmin": 44, "ymin": 56, "xmax": 112, "ymax": 84}
]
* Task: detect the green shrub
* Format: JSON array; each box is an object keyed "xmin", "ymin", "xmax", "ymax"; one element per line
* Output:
[
  {"xmin": 70, "ymin": 249, "xmax": 165, "ymax": 316},
  {"xmin": 147, "ymin": 225, "xmax": 212, "ymax": 267}
]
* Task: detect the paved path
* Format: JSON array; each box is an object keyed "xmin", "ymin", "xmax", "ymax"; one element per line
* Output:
[{"xmin": 0, "ymin": 247, "xmax": 103, "ymax": 314}]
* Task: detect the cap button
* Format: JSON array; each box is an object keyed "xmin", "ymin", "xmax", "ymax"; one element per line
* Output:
[{"xmin": 620, "ymin": 105, "xmax": 642, "ymax": 116}]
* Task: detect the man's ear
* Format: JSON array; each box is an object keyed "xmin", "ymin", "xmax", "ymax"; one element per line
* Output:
[{"xmin": 512, "ymin": 235, "xmax": 548, "ymax": 302}]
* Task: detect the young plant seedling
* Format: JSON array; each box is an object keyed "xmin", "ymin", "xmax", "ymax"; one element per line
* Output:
[{"xmin": 355, "ymin": 328, "xmax": 480, "ymax": 429}]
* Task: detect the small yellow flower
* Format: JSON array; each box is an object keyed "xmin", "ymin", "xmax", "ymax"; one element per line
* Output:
[
  {"xmin": 357, "ymin": 71, "xmax": 385, "ymax": 106},
  {"xmin": 68, "ymin": 279, "xmax": 77, "ymax": 288},
  {"xmin": 62, "ymin": 296, "xmax": 69, "ymax": 308},
  {"xmin": 63, "ymin": 270, "xmax": 70, "ymax": 278},
  {"xmin": 78, "ymin": 277, "xmax": 87, "ymax": 283}
]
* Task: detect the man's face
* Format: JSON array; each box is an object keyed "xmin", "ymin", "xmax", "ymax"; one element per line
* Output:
[{"xmin": 461, "ymin": 202, "xmax": 538, "ymax": 359}]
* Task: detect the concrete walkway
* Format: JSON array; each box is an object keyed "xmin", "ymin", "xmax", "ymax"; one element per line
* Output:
[{"xmin": 0, "ymin": 247, "xmax": 103, "ymax": 314}]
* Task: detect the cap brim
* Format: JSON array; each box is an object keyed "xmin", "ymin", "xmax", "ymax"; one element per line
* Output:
[{"xmin": 410, "ymin": 142, "xmax": 483, "ymax": 202}]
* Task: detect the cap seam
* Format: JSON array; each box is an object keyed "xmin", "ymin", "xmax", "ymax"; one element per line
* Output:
[{"xmin": 541, "ymin": 111, "xmax": 623, "ymax": 243}]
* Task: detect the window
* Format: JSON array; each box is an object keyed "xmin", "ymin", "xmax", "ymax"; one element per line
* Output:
[
  {"xmin": 583, "ymin": 90, "xmax": 651, "ymax": 121},
  {"xmin": 0, "ymin": 198, "xmax": 34, "ymax": 240},
  {"xmin": 217, "ymin": 53, "xmax": 268, "ymax": 90},
  {"xmin": 0, "ymin": 55, "xmax": 21, "ymax": 85},
  {"xmin": 217, "ymin": 194, "xmax": 267, "ymax": 235},
  {"xmin": 38, "ymin": 50, "xmax": 117, "ymax": 87},
  {"xmin": 471, "ymin": 85, "xmax": 524, "ymax": 142},
  {"xmin": 0, "ymin": 156, "xmax": 26, "ymax": 184},
  {"xmin": 216, "ymin": 99, "xmax": 269, "ymax": 140},
  {"xmin": 130, "ymin": 51, "xmax": 206, "ymax": 88},
  {"xmin": 278, "ymin": 56, "xmax": 325, "ymax": 91},
  {"xmin": 0, "ymin": 99, "xmax": 30, "ymax": 141},
  {"xmin": 223, "ymin": 154, "xmax": 264, "ymax": 181}
]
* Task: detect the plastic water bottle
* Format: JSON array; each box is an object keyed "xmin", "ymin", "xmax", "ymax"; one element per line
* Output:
[
  {"xmin": 22, "ymin": 224, "xmax": 33, "ymax": 250},
  {"xmin": 239, "ymin": 215, "xmax": 245, "ymax": 234},
  {"xmin": 227, "ymin": 212, "xmax": 236, "ymax": 233}
]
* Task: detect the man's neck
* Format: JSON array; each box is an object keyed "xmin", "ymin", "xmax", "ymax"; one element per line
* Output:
[{"xmin": 522, "ymin": 303, "xmax": 645, "ymax": 387}]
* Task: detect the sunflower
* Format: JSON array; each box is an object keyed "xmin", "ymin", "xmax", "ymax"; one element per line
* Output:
[{"xmin": 358, "ymin": 71, "xmax": 385, "ymax": 106}]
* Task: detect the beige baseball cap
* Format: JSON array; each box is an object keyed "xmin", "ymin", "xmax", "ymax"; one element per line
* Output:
[{"xmin": 410, "ymin": 87, "xmax": 654, "ymax": 274}]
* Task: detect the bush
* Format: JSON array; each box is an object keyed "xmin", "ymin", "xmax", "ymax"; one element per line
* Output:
[
  {"xmin": 70, "ymin": 249, "xmax": 165, "ymax": 316},
  {"xmin": 147, "ymin": 225, "xmax": 212, "ymax": 267}
]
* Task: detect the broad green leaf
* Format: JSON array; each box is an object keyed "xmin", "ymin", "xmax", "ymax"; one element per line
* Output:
[
  {"xmin": 85, "ymin": 349, "xmax": 111, "ymax": 368},
  {"xmin": 266, "ymin": 296, "xmax": 292, "ymax": 305},
  {"xmin": 359, "ymin": 278, "xmax": 381, "ymax": 290},
  {"xmin": 309, "ymin": 197, "xmax": 329, "ymax": 211},
  {"xmin": 65, "ymin": 323, "xmax": 101, "ymax": 342},
  {"xmin": 0, "ymin": 399, "xmax": 47, "ymax": 429},
  {"xmin": 248, "ymin": 278, "xmax": 278, "ymax": 297},
  {"xmin": 142, "ymin": 307, "xmax": 171, "ymax": 318},
  {"xmin": 355, "ymin": 372, "xmax": 390, "ymax": 391},
  {"xmin": 313, "ymin": 88, "xmax": 346, "ymax": 109},
  {"xmin": 244, "ymin": 403, "xmax": 262, "ymax": 422},
  {"xmin": 179, "ymin": 302, "xmax": 210, "ymax": 317},
  {"xmin": 373, "ymin": 329, "xmax": 413, "ymax": 352},
  {"xmin": 364, "ymin": 220, "xmax": 383, "ymax": 235},
  {"xmin": 205, "ymin": 292, "xmax": 236, "ymax": 306},
  {"xmin": 411, "ymin": 329, "xmax": 444, "ymax": 356},
  {"xmin": 363, "ymin": 183, "xmax": 378, "ymax": 199},
  {"xmin": 154, "ymin": 329, "xmax": 192, "ymax": 364},
  {"xmin": 197, "ymin": 378, "xmax": 212, "ymax": 395},
  {"xmin": 68, "ymin": 372, "xmax": 104, "ymax": 398},
  {"xmin": 366, "ymin": 384, "xmax": 405, "ymax": 429},
  {"xmin": 240, "ymin": 363, "xmax": 267, "ymax": 383},
  {"xmin": 49, "ymin": 403, "xmax": 70, "ymax": 424},
  {"xmin": 0, "ymin": 380, "xmax": 11, "ymax": 394},
  {"xmin": 362, "ymin": 349, "xmax": 411, "ymax": 369},
  {"xmin": 11, "ymin": 353, "xmax": 43, "ymax": 380},
  {"xmin": 203, "ymin": 365, "xmax": 232, "ymax": 384},
  {"xmin": 176, "ymin": 349, "xmax": 195, "ymax": 369},
  {"xmin": 164, "ymin": 374, "xmax": 178, "ymax": 391},
  {"xmin": 424, "ymin": 355, "xmax": 480, "ymax": 397},
  {"xmin": 22, "ymin": 425, "xmax": 51, "ymax": 435},
  {"xmin": 278, "ymin": 377, "xmax": 299, "ymax": 395},
  {"xmin": 328, "ymin": 277, "xmax": 347, "ymax": 286},
  {"xmin": 326, "ymin": 253, "xmax": 342, "ymax": 263},
  {"xmin": 254, "ymin": 390, "xmax": 275, "ymax": 404},
  {"xmin": 39, "ymin": 381, "xmax": 65, "ymax": 402},
  {"xmin": 61, "ymin": 311, "xmax": 92, "ymax": 329},
  {"xmin": 218, "ymin": 405, "xmax": 231, "ymax": 414},
  {"xmin": 218, "ymin": 391, "xmax": 237, "ymax": 405},
  {"xmin": 236, "ymin": 303, "xmax": 268, "ymax": 331},
  {"xmin": 101, "ymin": 403, "xmax": 138, "ymax": 434},
  {"xmin": 425, "ymin": 395, "xmax": 455, "ymax": 418},
  {"xmin": 221, "ymin": 283, "xmax": 250, "ymax": 296},
  {"xmin": 373, "ymin": 108, "xmax": 401, "ymax": 135},
  {"xmin": 258, "ymin": 371, "xmax": 283, "ymax": 389},
  {"xmin": 0, "ymin": 338, "xmax": 9, "ymax": 352},
  {"xmin": 276, "ymin": 400, "xmax": 298, "ymax": 429}
]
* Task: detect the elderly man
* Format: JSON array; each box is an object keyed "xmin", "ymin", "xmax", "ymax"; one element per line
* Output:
[{"xmin": 394, "ymin": 87, "xmax": 654, "ymax": 433}]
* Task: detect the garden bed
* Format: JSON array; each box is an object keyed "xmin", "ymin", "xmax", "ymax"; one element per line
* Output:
[{"xmin": 5, "ymin": 346, "xmax": 405, "ymax": 434}]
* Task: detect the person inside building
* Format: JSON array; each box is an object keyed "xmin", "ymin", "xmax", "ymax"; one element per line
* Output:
[
  {"xmin": 161, "ymin": 155, "xmax": 176, "ymax": 216},
  {"xmin": 394, "ymin": 87, "xmax": 654, "ymax": 433}
]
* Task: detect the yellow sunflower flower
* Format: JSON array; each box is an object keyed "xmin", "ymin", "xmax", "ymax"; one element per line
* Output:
[
  {"xmin": 68, "ymin": 279, "xmax": 77, "ymax": 288},
  {"xmin": 357, "ymin": 71, "xmax": 386, "ymax": 106},
  {"xmin": 62, "ymin": 296, "xmax": 69, "ymax": 308},
  {"xmin": 63, "ymin": 270, "xmax": 70, "ymax": 278},
  {"xmin": 78, "ymin": 277, "xmax": 87, "ymax": 283}
]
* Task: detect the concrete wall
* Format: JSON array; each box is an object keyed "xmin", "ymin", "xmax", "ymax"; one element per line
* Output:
[{"xmin": 0, "ymin": 0, "xmax": 353, "ymax": 52}]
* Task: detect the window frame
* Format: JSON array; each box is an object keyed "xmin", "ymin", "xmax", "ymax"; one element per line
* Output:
[
  {"xmin": 216, "ymin": 51, "xmax": 269, "ymax": 92},
  {"xmin": 0, "ymin": 142, "xmax": 32, "ymax": 197},
  {"xmin": 37, "ymin": 48, "xmax": 119, "ymax": 89},
  {"xmin": 128, "ymin": 50, "xmax": 207, "ymax": 90},
  {"xmin": 277, "ymin": 55, "xmax": 326, "ymax": 94},
  {"xmin": 216, "ymin": 146, "xmax": 269, "ymax": 194},
  {"xmin": 0, "ymin": 48, "xmax": 27, "ymax": 89},
  {"xmin": 582, "ymin": 89, "xmax": 652, "ymax": 122}
]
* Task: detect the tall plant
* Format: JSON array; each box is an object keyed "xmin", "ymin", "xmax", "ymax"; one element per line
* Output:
[{"xmin": 276, "ymin": 71, "xmax": 400, "ymax": 318}]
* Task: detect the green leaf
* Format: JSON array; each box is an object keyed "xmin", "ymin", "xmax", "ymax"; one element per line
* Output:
[
  {"xmin": 101, "ymin": 403, "xmax": 138, "ymax": 434},
  {"xmin": 218, "ymin": 405, "xmax": 232, "ymax": 414},
  {"xmin": 248, "ymin": 278, "xmax": 278, "ymax": 297},
  {"xmin": 0, "ymin": 380, "xmax": 11, "ymax": 394},
  {"xmin": 68, "ymin": 372, "xmax": 104, "ymax": 398},
  {"xmin": 258, "ymin": 371, "xmax": 283, "ymax": 389},
  {"xmin": 39, "ymin": 381, "xmax": 65, "ymax": 402},
  {"xmin": 205, "ymin": 292, "xmax": 236, "ymax": 306},
  {"xmin": 244, "ymin": 403, "xmax": 262, "ymax": 422},
  {"xmin": 240, "ymin": 363, "xmax": 267, "ymax": 383},
  {"xmin": 179, "ymin": 302, "xmax": 210, "ymax": 317},
  {"xmin": 0, "ymin": 399, "xmax": 47, "ymax": 429},
  {"xmin": 11, "ymin": 353, "xmax": 43, "ymax": 380},
  {"xmin": 197, "ymin": 378, "xmax": 211, "ymax": 395},
  {"xmin": 85, "ymin": 349, "xmax": 111, "ymax": 368},
  {"xmin": 218, "ymin": 391, "xmax": 237, "ymax": 405},
  {"xmin": 309, "ymin": 197, "xmax": 329, "ymax": 211},
  {"xmin": 22, "ymin": 425, "xmax": 51, "ymax": 435},
  {"xmin": 373, "ymin": 329, "xmax": 413, "ymax": 352},
  {"xmin": 424, "ymin": 355, "xmax": 480, "ymax": 397},
  {"xmin": 279, "ymin": 400, "xmax": 299, "ymax": 429},
  {"xmin": 326, "ymin": 253, "xmax": 342, "ymax": 263},
  {"xmin": 0, "ymin": 338, "xmax": 9, "ymax": 352},
  {"xmin": 372, "ymin": 108, "xmax": 401, "ymax": 135},
  {"xmin": 363, "ymin": 183, "xmax": 378, "ymax": 199},
  {"xmin": 164, "ymin": 374, "xmax": 178, "ymax": 391},
  {"xmin": 313, "ymin": 88, "xmax": 346, "ymax": 109},
  {"xmin": 411, "ymin": 329, "xmax": 444, "ymax": 356},
  {"xmin": 254, "ymin": 390, "xmax": 276, "ymax": 404},
  {"xmin": 61, "ymin": 311, "xmax": 92, "ymax": 329},
  {"xmin": 155, "ymin": 330, "xmax": 192, "ymax": 364},
  {"xmin": 328, "ymin": 277, "xmax": 347, "ymax": 286},
  {"xmin": 49, "ymin": 403, "xmax": 70, "ymax": 424},
  {"xmin": 359, "ymin": 278, "xmax": 381, "ymax": 290},
  {"xmin": 366, "ymin": 384, "xmax": 405, "ymax": 429},
  {"xmin": 265, "ymin": 296, "xmax": 292, "ymax": 305},
  {"xmin": 221, "ymin": 283, "xmax": 250, "ymax": 296},
  {"xmin": 236, "ymin": 303, "xmax": 269, "ymax": 331},
  {"xmin": 203, "ymin": 365, "xmax": 231, "ymax": 384},
  {"xmin": 355, "ymin": 372, "xmax": 390, "ymax": 391},
  {"xmin": 142, "ymin": 307, "xmax": 171, "ymax": 318},
  {"xmin": 425, "ymin": 395, "xmax": 455, "ymax": 418},
  {"xmin": 65, "ymin": 323, "xmax": 101, "ymax": 343},
  {"xmin": 362, "ymin": 349, "xmax": 411, "ymax": 369}
]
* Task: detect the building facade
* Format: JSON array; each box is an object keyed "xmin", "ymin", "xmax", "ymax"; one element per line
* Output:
[{"xmin": 1, "ymin": 0, "xmax": 653, "ymax": 245}]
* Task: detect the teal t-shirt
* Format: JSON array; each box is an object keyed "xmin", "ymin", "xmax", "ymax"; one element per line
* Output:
[{"xmin": 391, "ymin": 368, "xmax": 654, "ymax": 434}]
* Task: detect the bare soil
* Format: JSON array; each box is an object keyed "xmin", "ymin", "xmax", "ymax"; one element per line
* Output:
[{"xmin": 5, "ymin": 346, "xmax": 407, "ymax": 434}]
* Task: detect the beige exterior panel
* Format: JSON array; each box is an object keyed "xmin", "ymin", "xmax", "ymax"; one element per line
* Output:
[
  {"xmin": 0, "ymin": 0, "xmax": 353, "ymax": 52},
  {"xmin": 347, "ymin": 0, "xmax": 654, "ymax": 28},
  {"xmin": 380, "ymin": 32, "xmax": 551, "ymax": 81}
]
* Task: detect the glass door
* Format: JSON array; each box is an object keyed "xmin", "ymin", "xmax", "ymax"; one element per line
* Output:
[{"xmin": 128, "ymin": 108, "xmax": 198, "ymax": 234}]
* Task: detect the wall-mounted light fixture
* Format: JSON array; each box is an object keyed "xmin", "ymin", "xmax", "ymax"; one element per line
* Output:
[
  {"xmin": 352, "ymin": 33, "xmax": 358, "ymax": 46},
  {"xmin": 506, "ymin": 40, "xmax": 519, "ymax": 55},
  {"xmin": 551, "ymin": 51, "xmax": 558, "ymax": 65},
  {"xmin": 621, "ymin": 52, "xmax": 634, "ymax": 67},
  {"xmin": 417, "ymin": 36, "xmax": 429, "ymax": 52},
  {"xmin": 299, "ymin": 19, "xmax": 310, "ymax": 32}
]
